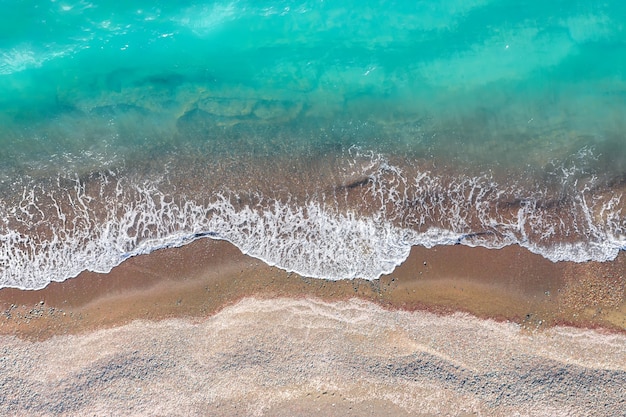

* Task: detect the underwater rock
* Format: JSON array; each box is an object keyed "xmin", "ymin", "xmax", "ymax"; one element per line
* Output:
[
  {"xmin": 252, "ymin": 100, "xmax": 303, "ymax": 121},
  {"xmin": 196, "ymin": 98, "xmax": 256, "ymax": 117}
]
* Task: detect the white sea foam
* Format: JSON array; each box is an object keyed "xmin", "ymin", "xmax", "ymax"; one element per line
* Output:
[
  {"xmin": 0, "ymin": 176, "xmax": 457, "ymax": 289},
  {"xmin": 174, "ymin": 1, "xmax": 239, "ymax": 36},
  {"xmin": 0, "ymin": 44, "xmax": 81, "ymax": 75},
  {"xmin": 0, "ymin": 150, "xmax": 624, "ymax": 290}
]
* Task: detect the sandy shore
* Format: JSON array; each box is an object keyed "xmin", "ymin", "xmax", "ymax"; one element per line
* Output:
[
  {"xmin": 0, "ymin": 239, "xmax": 625, "ymax": 415},
  {"xmin": 1, "ymin": 239, "xmax": 624, "ymax": 339},
  {"xmin": 1, "ymin": 297, "xmax": 625, "ymax": 416}
]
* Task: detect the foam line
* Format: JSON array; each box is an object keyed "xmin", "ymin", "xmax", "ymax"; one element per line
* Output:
[{"xmin": 1, "ymin": 151, "xmax": 625, "ymax": 289}]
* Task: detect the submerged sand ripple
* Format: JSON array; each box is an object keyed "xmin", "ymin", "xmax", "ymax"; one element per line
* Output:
[{"xmin": 1, "ymin": 297, "xmax": 624, "ymax": 416}]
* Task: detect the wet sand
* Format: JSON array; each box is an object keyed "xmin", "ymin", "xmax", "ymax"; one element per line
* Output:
[
  {"xmin": 1, "ymin": 239, "xmax": 624, "ymax": 339},
  {"xmin": 0, "ymin": 240, "xmax": 625, "ymax": 416}
]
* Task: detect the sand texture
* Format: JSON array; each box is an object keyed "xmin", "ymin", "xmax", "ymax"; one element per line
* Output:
[
  {"xmin": 1, "ymin": 297, "xmax": 625, "ymax": 416},
  {"xmin": 1, "ymin": 239, "xmax": 625, "ymax": 339},
  {"xmin": 1, "ymin": 239, "xmax": 625, "ymax": 416}
]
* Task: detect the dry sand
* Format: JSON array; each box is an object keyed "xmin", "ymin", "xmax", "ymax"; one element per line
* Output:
[
  {"xmin": 1, "ymin": 297, "xmax": 625, "ymax": 416},
  {"xmin": 0, "ymin": 239, "xmax": 625, "ymax": 416}
]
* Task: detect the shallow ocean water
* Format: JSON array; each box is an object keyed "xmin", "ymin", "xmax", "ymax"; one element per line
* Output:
[{"xmin": 1, "ymin": 0, "xmax": 626, "ymax": 289}]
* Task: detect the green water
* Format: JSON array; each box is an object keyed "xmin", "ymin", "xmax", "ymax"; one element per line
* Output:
[
  {"xmin": 2, "ymin": 0, "xmax": 625, "ymax": 177},
  {"xmin": 1, "ymin": 0, "xmax": 626, "ymax": 288}
]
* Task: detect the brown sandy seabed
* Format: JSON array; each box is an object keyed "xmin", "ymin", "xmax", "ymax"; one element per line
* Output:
[{"xmin": 0, "ymin": 239, "xmax": 625, "ymax": 416}]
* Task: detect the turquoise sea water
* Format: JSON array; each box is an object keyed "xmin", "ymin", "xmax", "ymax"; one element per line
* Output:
[{"xmin": 1, "ymin": 0, "xmax": 626, "ymax": 289}]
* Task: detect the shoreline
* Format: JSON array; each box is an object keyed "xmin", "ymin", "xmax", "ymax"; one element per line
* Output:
[
  {"xmin": 1, "ymin": 238, "xmax": 624, "ymax": 340},
  {"xmin": 1, "ymin": 239, "xmax": 624, "ymax": 416},
  {"xmin": 1, "ymin": 296, "xmax": 624, "ymax": 416}
]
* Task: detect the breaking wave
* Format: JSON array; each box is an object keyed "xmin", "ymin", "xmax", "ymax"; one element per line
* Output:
[{"xmin": 1, "ymin": 149, "xmax": 624, "ymax": 290}]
